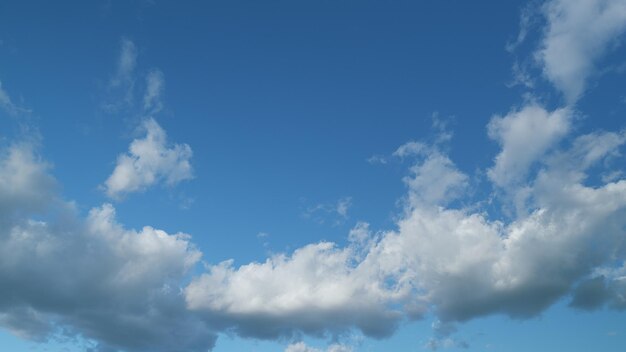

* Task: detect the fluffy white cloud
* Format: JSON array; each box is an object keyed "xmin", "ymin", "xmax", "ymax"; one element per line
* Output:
[
  {"xmin": 104, "ymin": 118, "xmax": 193, "ymax": 198},
  {"xmin": 537, "ymin": 0, "xmax": 626, "ymax": 102},
  {"xmin": 185, "ymin": 239, "xmax": 404, "ymax": 339},
  {"xmin": 0, "ymin": 143, "xmax": 56, "ymax": 219},
  {"xmin": 487, "ymin": 104, "xmax": 570, "ymax": 189},
  {"xmin": 186, "ymin": 105, "xmax": 626, "ymax": 341},
  {"xmin": 0, "ymin": 143, "xmax": 214, "ymax": 351}
]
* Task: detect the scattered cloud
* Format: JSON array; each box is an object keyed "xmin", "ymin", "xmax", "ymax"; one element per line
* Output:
[
  {"xmin": 107, "ymin": 37, "xmax": 138, "ymax": 108},
  {"xmin": 506, "ymin": 1, "xmax": 540, "ymax": 53},
  {"xmin": 508, "ymin": 61, "xmax": 535, "ymax": 89},
  {"xmin": 366, "ymin": 154, "xmax": 387, "ymax": 165},
  {"xmin": 424, "ymin": 321, "xmax": 469, "ymax": 350},
  {"xmin": 186, "ymin": 106, "xmax": 626, "ymax": 341},
  {"xmin": 302, "ymin": 197, "xmax": 352, "ymax": 225},
  {"xmin": 393, "ymin": 141, "xmax": 426, "ymax": 159},
  {"xmin": 143, "ymin": 69, "xmax": 164, "ymax": 114},
  {"xmin": 536, "ymin": 0, "xmax": 626, "ymax": 103},
  {"xmin": 487, "ymin": 104, "xmax": 570, "ymax": 190},
  {"xmin": 4, "ymin": 2, "xmax": 626, "ymax": 351},
  {"xmin": 0, "ymin": 80, "xmax": 30, "ymax": 116},
  {"xmin": 103, "ymin": 118, "xmax": 193, "ymax": 199},
  {"xmin": 0, "ymin": 81, "xmax": 19, "ymax": 116},
  {"xmin": 285, "ymin": 342, "xmax": 353, "ymax": 352}
]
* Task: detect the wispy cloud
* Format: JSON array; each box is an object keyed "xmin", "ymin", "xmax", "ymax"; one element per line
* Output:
[
  {"xmin": 302, "ymin": 196, "xmax": 353, "ymax": 225},
  {"xmin": 0, "ymin": 80, "xmax": 30, "ymax": 116},
  {"xmin": 285, "ymin": 342, "xmax": 353, "ymax": 352},
  {"xmin": 143, "ymin": 68, "xmax": 164, "ymax": 114},
  {"xmin": 107, "ymin": 37, "xmax": 137, "ymax": 108}
]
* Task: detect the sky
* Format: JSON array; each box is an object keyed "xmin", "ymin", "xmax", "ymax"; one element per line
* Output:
[{"xmin": 0, "ymin": 0, "xmax": 626, "ymax": 351}]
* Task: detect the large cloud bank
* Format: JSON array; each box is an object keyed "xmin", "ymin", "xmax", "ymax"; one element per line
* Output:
[{"xmin": 1, "ymin": 0, "xmax": 626, "ymax": 351}]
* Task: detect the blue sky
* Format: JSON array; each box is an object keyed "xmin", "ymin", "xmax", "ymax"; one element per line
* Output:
[{"xmin": 1, "ymin": 0, "xmax": 626, "ymax": 351}]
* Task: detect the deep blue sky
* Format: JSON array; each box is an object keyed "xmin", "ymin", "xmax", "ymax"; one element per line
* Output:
[{"xmin": 0, "ymin": 1, "xmax": 625, "ymax": 351}]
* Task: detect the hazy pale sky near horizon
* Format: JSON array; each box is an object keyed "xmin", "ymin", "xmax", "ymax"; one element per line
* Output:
[{"xmin": 1, "ymin": 1, "xmax": 626, "ymax": 351}]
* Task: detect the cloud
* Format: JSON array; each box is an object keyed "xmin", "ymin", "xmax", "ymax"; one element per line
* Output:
[
  {"xmin": 366, "ymin": 155, "xmax": 387, "ymax": 165},
  {"xmin": 0, "ymin": 80, "xmax": 30, "ymax": 116},
  {"xmin": 285, "ymin": 342, "xmax": 353, "ymax": 352},
  {"xmin": 186, "ymin": 104, "xmax": 626, "ymax": 341},
  {"xmin": 0, "ymin": 143, "xmax": 215, "ymax": 352},
  {"xmin": 0, "ymin": 80, "xmax": 19, "ymax": 116},
  {"xmin": 302, "ymin": 197, "xmax": 353, "ymax": 225},
  {"xmin": 185, "ymin": 239, "xmax": 404, "ymax": 339},
  {"xmin": 393, "ymin": 141, "xmax": 426, "ymax": 159},
  {"xmin": 104, "ymin": 118, "xmax": 193, "ymax": 199},
  {"xmin": 487, "ymin": 104, "xmax": 570, "ymax": 190},
  {"xmin": 143, "ymin": 69, "xmax": 164, "ymax": 114},
  {"xmin": 402, "ymin": 149, "xmax": 468, "ymax": 206},
  {"xmin": 506, "ymin": 1, "xmax": 540, "ymax": 53},
  {"xmin": 107, "ymin": 38, "xmax": 138, "ymax": 107},
  {"xmin": 103, "ymin": 38, "xmax": 169, "ymax": 116},
  {"xmin": 536, "ymin": 0, "xmax": 626, "ymax": 103},
  {"xmin": 3, "ymin": 109, "xmax": 626, "ymax": 350}
]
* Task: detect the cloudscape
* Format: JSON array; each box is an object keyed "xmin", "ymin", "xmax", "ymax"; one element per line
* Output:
[{"xmin": 1, "ymin": 1, "xmax": 626, "ymax": 351}]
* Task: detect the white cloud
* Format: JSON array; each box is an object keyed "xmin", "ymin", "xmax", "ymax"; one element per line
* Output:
[
  {"xmin": 143, "ymin": 69, "xmax": 164, "ymax": 114},
  {"xmin": 104, "ymin": 118, "xmax": 193, "ymax": 198},
  {"xmin": 0, "ymin": 80, "xmax": 30, "ymax": 116},
  {"xmin": 4, "ymin": 114, "xmax": 626, "ymax": 350},
  {"xmin": 506, "ymin": 2, "xmax": 539, "ymax": 53},
  {"xmin": 393, "ymin": 141, "xmax": 426, "ymax": 158},
  {"xmin": 185, "ymin": 240, "xmax": 404, "ymax": 339},
  {"xmin": 101, "ymin": 38, "xmax": 140, "ymax": 114},
  {"xmin": 0, "ymin": 80, "xmax": 18, "ymax": 116},
  {"xmin": 366, "ymin": 155, "xmax": 387, "ymax": 165},
  {"xmin": 303, "ymin": 197, "xmax": 353, "ymax": 225},
  {"xmin": 537, "ymin": 0, "xmax": 626, "ymax": 103},
  {"xmin": 487, "ymin": 104, "xmax": 570, "ymax": 189},
  {"xmin": 285, "ymin": 342, "xmax": 353, "ymax": 352},
  {"xmin": 109, "ymin": 37, "xmax": 137, "ymax": 104},
  {"xmin": 0, "ymin": 143, "xmax": 56, "ymax": 218},
  {"xmin": 336, "ymin": 197, "xmax": 352, "ymax": 218},
  {"xmin": 186, "ymin": 112, "xmax": 626, "ymax": 341},
  {"xmin": 403, "ymin": 150, "xmax": 468, "ymax": 206},
  {"xmin": 0, "ymin": 143, "xmax": 214, "ymax": 352}
]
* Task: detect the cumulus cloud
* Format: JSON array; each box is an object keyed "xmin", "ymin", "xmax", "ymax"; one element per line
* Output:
[
  {"xmin": 0, "ymin": 143, "xmax": 214, "ymax": 352},
  {"xmin": 536, "ymin": 0, "xmax": 626, "ymax": 103},
  {"xmin": 185, "ymin": 104, "xmax": 626, "ymax": 342},
  {"xmin": 185, "ymin": 239, "xmax": 404, "ymax": 339},
  {"xmin": 5, "ymin": 3, "xmax": 626, "ymax": 349},
  {"xmin": 104, "ymin": 118, "xmax": 193, "ymax": 198},
  {"xmin": 487, "ymin": 104, "xmax": 570, "ymax": 189},
  {"xmin": 4, "ymin": 111, "xmax": 626, "ymax": 350}
]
